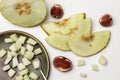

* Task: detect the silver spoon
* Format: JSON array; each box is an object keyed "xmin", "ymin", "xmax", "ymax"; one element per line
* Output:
[
  {"xmin": 40, "ymin": 69, "xmax": 47, "ymax": 80},
  {"xmin": 39, "ymin": 59, "xmax": 47, "ymax": 80}
]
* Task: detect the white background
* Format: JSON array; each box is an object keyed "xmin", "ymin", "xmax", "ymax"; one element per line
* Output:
[{"xmin": 0, "ymin": 0, "xmax": 120, "ymax": 80}]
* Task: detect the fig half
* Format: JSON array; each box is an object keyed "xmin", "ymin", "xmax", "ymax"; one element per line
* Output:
[
  {"xmin": 53, "ymin": 56, "xmax": 72, "ymax": 72},
  {"xmin": 0, "ymin": 0, "xmax": 47, "ymax": 27}
]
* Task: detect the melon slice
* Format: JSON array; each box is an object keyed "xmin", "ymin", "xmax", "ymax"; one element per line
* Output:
[
  {"xmin": 45, "ymin": 33, "xmax": 71, "ymax": 50},
  {"xmin": 67, "ymin": 31, "xmax": 111, "ymax": 57},
  {"xmin": 42, "ymin": 13, "xmax": 85, "ymax": 35},
  {"xmin": 0, "ymin": 0, "xmax": 47, "ymax": 27},
  {"xmin": 45, "ymin": 18, "xmax": 92, "ymax": 50}
]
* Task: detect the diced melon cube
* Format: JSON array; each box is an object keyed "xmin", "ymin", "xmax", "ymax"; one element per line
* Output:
[
  {"xmin": 26, "ymin": 44, "xmax": 34, "ymax": 51},
  {"xmin": 20, "ymin": 46, "xmax": 26, "ymax": 55},
  {"xmin": 16, "ymin": 76, "xmax": 23, "ymax": 80},
  {"xmin": 2, "ymin": 65, "xmax": 10, "ymax": 71},
  {"xmin": 27, "ymin": 38, "xmax": 37, "ymax": 45},
  {"xmin": 91, "ymin": 64, "xmax": 99, "ymax": 72},
  {"xmin": 4, "ymin": 38, "xmax": 14, "ymax": 43},
  {"xmin": 10, "ymin": 34, "xmax": 18, "ymax": 41},
  {"xmin": 12, "ymin": 57, "xmax": 19, "ymax": 68},
  {"xmin": 9, "ymin": 43, "xmax": 18, "ymax": 52},
  {"xmin": 32, "ymin": 58, "xmax": 40, "ymax": 69},
  {"xmin": 80, "ymin": 72, "xmax": 87, "ymax": 78},
  {"xmin": 16, "ymin": 36, "xmax": 26, "ymax": 44},
  {"xmin": 8, "ymin": 51, "xmax": 18, "ymax": 57},
  {"xmin": 77, "ymin": 60, "xmax": 85, "ymax": 66},
  {"xmin": 98, "ymin": 55, "xmax": 107, "ymax": 66},
  {"xmin": 34, "ymin": 48, "xmax": 42, "ymax": 55},
  {"xmin": 8, "ymin": 69, "xmax": 16, "ymax": 77},
  {"xmin": 19, "ymin": 68, "xmax": 29, "ymax": 75},
  {"xmin": 0, "ymin": 49, "xmax": 7, "ymax": 58},
  {"xmin": 15, "ymin": 41, "xmax": 22, "ymax": 51},
  {"xmin": 18, "ymin": 63, "xmax": 26, "ymax": 71},
  {"xmin": 4, "ymin": 53, "xmax": 12, "ymax": 65},
  {"xmin": 24, "ymin": 51, "xmax": 34, "ymax": 60},
  {"xmin": 24, "ymin": 74, "xmax": 30, "ymax": 80},
  {"xmin": 29, "ymin": 72, "xmax": 39, "ymax": 80},
  {"xmin": 22, "ymin": 58, "xmax": 31, "ymax": 66}
]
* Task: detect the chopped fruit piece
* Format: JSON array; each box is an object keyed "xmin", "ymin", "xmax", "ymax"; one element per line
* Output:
[
  {"xmin": 22, "ymin": 58, "xmax": 31, "ymax": 66},
  {"xmin": 10, "ymin": 34, "xmax": 18, "ymax": 41},
  {"xmin": 19, "ymin": 68, "xmax": 29, "ymax": 75},
  {"xmin": 16, "ymin": 76, "xmax": 23, "ymax": 80},
  {"xmin": 0, "ymin": 49, "xmax": 7, "ymax": 58},
  {"xmin": 8, "ymin": 69, "xmax": 16, "ymax": 77},
  {"xmin": 18, "ymin": 63, "xmax": 26, "ymax": 71},
  {"xmin": 50, "ymin": 4, "xmax": 64, "ymax": 19},
  {"xmin": 98, "ymin": 55, "xmax": 107, "ymax": 66},
  {"xmin": 68, "ymin": 31, "xmax": 110, "ymax": 57},
  {"xmin": 53, "ymin": 56, "xmax": 72, "ymax": 72},
  {"xmin": 27, "ymin": 38, "xmax": 37, "ymax": 45},
  {"xmin": 80, "ymin": 72, "xmax": 87, "ymax": 78},
  {"xmin": 9, "ymin": 43, "xmax": 18, "ymax": 52},
  {"xmin": 29, "ymin": 72, "xmax": 39, "ymax": 80},
  {"xmin": 91, "ymin": 64, "xmax": 99, "ymax": 72},
  {"xmin": 26, "ymin": 44, "xmax": 34, "ymax": 51},
  {"xmin": 4, "ymin": 38, "xmax": 14, "ymax": 43},
  {"xmin": 24, "ymin": 51, "xmax": 34, "ymax": 60},
  {"xmin": 15, "ymin": 41, "xmax": 22, "ymax": 51},
  {"xmin": 32, "ymin": 58, "xmax": 40, "ymax": 69},
  {"xmin": 34, "ymin": 48, "xmax": 42, "ymax": 55},
  {"xmin": 2, "ymin": 65, "xmax": 10, "ymax": 71},
  {"xmin": 42, "ymin": 13, "xmax": 85, "ymax": 35},
  {"xmin": 77, "ymin": 60, "xmax": 86, "ymax": 66},
  {"xmin": 9, "ymin": 51, "xmax": 18, "ymax": 57},
  {"xmin": 12, "ymin": 57, "xmax": 19, "ymax": 68},
  {"xmin": 16, "ymin": 36, "xmax": 26, "ymax": 44},
  {"xmin": 20, "ymin": 46, "xmax": 26, "ymax": 55},
  {"xmin": 4, "ymin": 53, "xmax": 12, "ymax": 65},
  {"xmin": 24, "ymin": 74, "xmax": 30, "ymax": 80}
]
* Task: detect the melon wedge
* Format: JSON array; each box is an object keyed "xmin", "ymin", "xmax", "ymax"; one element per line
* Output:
[
  {"xmin": 42, "ymin": 13, "xmax": 85, "ymax": 35},
  {"xmin": 45, "ymin": 33, "xmax": 71, "ymax": 50},
  {"xmin": 67, "ymin": 31, "xmax": 111, "ymax": 57},
  {"xmin": 45, "ymin": 18, "xmax": 92, "ymax": 50}
]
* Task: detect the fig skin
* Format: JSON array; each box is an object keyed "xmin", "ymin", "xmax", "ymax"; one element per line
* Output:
[
  {"xmin": 50, "ymin": 4, "xmax": 64, "ymax": 19},
  {"xmin": 99, "ymin": 14, "xmax": 113, "ymax": 27},
  {"xmin": 53, "ymin": 56, "xmax": 72, "ymax": 72}
]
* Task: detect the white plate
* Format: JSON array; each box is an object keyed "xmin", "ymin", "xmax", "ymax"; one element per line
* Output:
[{"xmin": 0, "ymin": 0, "xmax": 120, "ymax": 80}]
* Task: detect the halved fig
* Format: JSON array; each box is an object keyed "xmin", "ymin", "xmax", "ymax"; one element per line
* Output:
[
  {"xmin": 42, "ymin": 13, "xmax": 85, "ymax": 35},
  {"xmin": 0, "ymin": 0, "xmax": 47, "ymax": 27},
  {"xmin": 53, "ymin": 56, "xmax": 72, "ymax": 72},
  {"xmin": 67, "ymin": 31, "xmax": 111, "ymax": 57},
  {"xmin": 45, "ymin": 18, "xmax": 92, "ymax": 50}
]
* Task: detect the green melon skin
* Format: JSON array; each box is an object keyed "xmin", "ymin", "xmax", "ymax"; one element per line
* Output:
[{"xmin": 0, "ymin": 0, "xmax": 47, "ymax": 27}]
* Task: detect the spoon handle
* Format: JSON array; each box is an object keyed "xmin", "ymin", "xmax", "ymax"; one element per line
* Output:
[{"xmin": 40, "ymin": 70, "xmax": 47, "ymax": 80}]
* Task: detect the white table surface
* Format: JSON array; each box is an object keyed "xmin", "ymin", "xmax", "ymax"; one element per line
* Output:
[{"xmin": 0, "ymin": 0, "xmax": 120, "ymax": 80}]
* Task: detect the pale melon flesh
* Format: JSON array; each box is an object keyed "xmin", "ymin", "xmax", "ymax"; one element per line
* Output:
[
  {"xmin": 42, "ymin": 13, "xmax": 86, "ymax": 35},
  {"xmin": 45, "ymin": 18, "xmax": 92, "ymax": 50},
  {"xmin": 0, "ymin": 0, "xmax": 47, "ymax": 27},
  {"xmin": 67, "ymin": 31, "xmax": 111, "ymax": 57}
]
